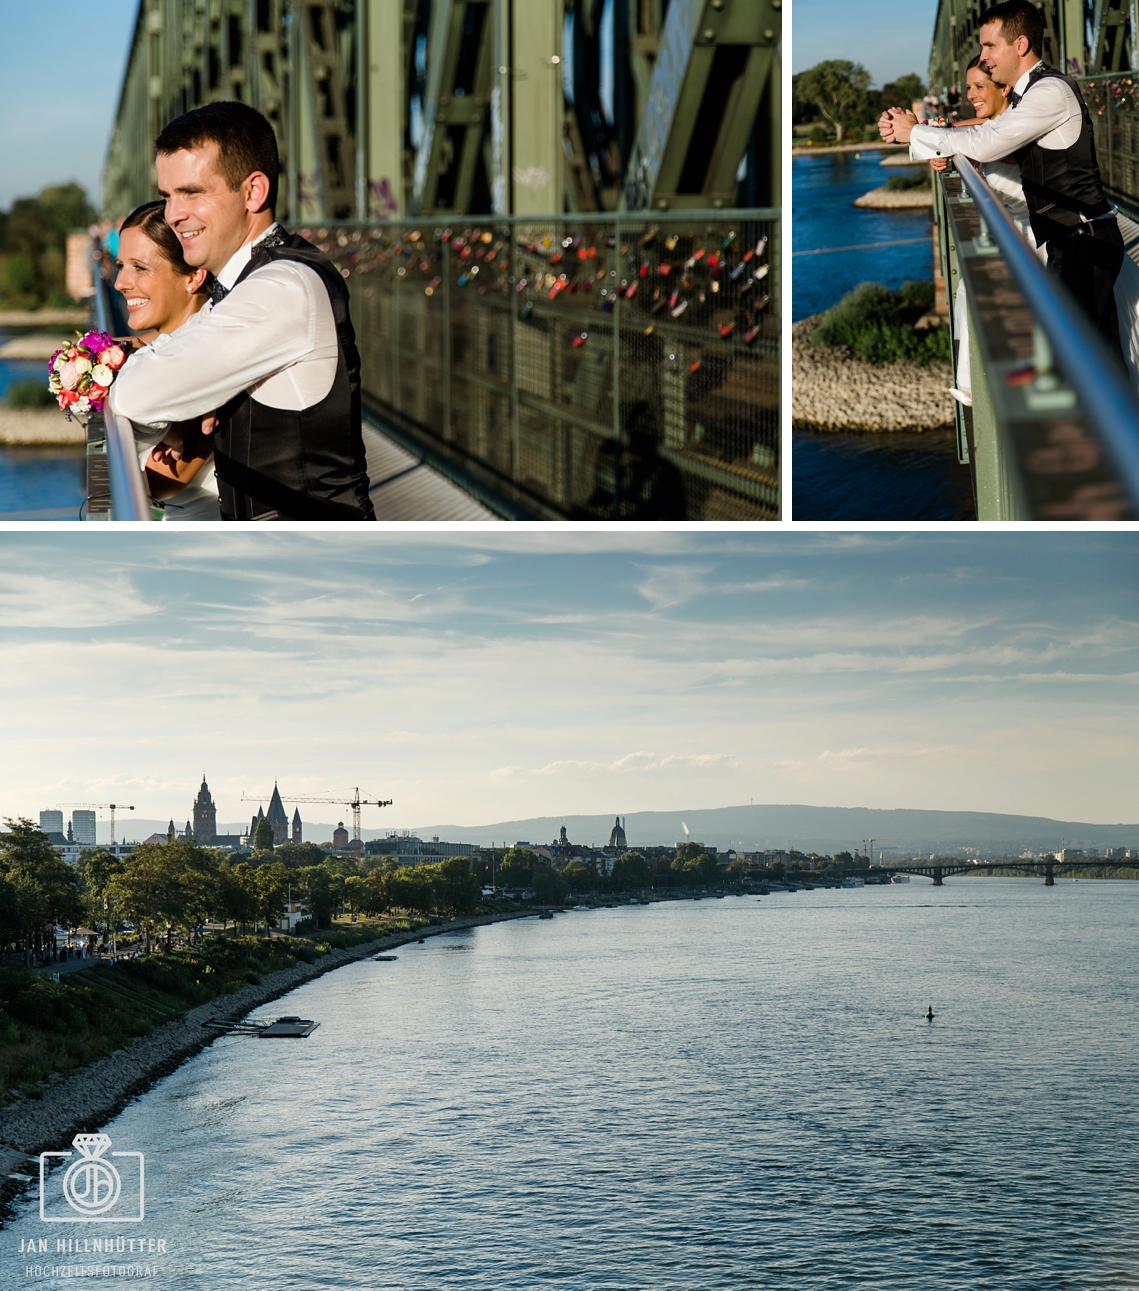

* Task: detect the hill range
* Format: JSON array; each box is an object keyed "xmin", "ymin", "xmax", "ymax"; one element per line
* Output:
[{"xmin": 408, "ymin": 804, "xmax": 1139, "ymax": 858}]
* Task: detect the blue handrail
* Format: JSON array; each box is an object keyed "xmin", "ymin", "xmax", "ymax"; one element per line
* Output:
[
  {"xmin": 955, "ymin": 156, "xmax": 1139, "ymax": 500},
  {"xmin": 89, "ymin": 241, "xmax": 153, "ymax": 521}
]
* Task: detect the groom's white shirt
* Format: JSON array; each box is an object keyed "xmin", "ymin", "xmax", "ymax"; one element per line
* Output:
[
  {"xmin": 109, "ymin": 222, "xmax": 339, "ymax": 430},
  {"xmin": 909, "ymin": 61, "xmax": 1083, "ymax": 164}
]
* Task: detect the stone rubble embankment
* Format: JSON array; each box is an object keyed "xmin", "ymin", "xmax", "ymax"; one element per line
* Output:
[
  {"xmin": 791, "ymin": 317, "xmax": 955, "ymax": 432},
  {"xmin": 0, "ymin": 912, "xmax": 528, "ymax": 1204}
]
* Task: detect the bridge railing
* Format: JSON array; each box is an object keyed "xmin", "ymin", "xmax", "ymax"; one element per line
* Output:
[
  {"xmin": 295, "ymin": 211, "xmax": 780, "ymax": 520},
  {"xmin": 87, "ymin": 240, "xmax": 153, "ymax": 522},
  {"xmin": 1080, "ymin": 73, "xmax": 1139, "ymax": 212},
  {"xmin": 934, "ymin": 158, "xmax": 1139, "ymax": 518}
]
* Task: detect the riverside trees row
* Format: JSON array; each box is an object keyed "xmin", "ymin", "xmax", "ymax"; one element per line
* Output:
[{"xmin": 0, "ymin": 818, "xmax": 481, "ymax": 961}]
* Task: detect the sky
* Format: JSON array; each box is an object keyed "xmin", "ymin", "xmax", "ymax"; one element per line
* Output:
[
  {"xmin": 792, "ymin": 0, "xmax": 940, "ymax": 86},
  {"xmin": 0, "ymin": 531, "xmax": 1135, "ymax": 838},
  {"xmin": 1, "ymin": 0, "xmax": 138, "ymax": 207}
]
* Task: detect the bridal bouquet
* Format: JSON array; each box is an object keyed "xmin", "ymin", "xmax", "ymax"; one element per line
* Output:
[{"xmin": 47, "ymin": 331, "xmax": 127, "ymax": 421}]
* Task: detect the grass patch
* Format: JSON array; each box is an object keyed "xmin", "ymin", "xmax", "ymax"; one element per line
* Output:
[
  {"xmin": 884, "ymin": 171, "xmax": 930, "ymax": 191},
  {"xmin": 810, "ymin": 280, "xmax": 951, "ymax": 365},
  {"xmin": 6, "ymin": 379, "xmax": 54, "ymax": 409}
]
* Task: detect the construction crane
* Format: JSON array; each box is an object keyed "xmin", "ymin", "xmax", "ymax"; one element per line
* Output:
[
  {"xmin": 57, "ymin": 803, "xmax": 135, "ymax": 846},
  {"xmin": 242, "ymin": 789, "xmax": 392, "ymax": 858}
]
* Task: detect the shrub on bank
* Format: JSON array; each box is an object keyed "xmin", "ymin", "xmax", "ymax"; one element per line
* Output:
[
  {"xmin": 810, "ymin": 280, "xmax": 951, "ymax": 365},
  {"xmin": 885, "ymin": 171, "xmax": 930, "ymax": 191},
  {"xmin": 7, "ymin": 379, "xmax": 55, "ymax": 408}
]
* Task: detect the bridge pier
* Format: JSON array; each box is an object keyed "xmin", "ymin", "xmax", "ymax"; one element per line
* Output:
[
  {"xmin": 1044, "ymin": 862, "xmax": 1055, "ymax": 886},
  {"xmin": 932, "ymin": 866, "xmax": 944, "ymax": 886}
]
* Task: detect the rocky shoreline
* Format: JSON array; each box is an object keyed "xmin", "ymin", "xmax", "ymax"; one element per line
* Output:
[
  {"xmin": 853, "ymin": 186, "xmax": 933, "ymax": 209},
  {"xmin": 0, "ymin": 408, "xmax": 84, "ymax": 446},
  {"xmin": 791, "ymin": 318, "xmax": 955, "ymax": 432},
  {"xmin": 0, "ymin": 912, "xmax": 529, "ymax": 1209}
]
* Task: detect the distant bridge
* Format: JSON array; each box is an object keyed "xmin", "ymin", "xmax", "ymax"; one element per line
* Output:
[{"xmin": 848, "ymin": 859, "xmax": 1095, "ymax": 887}]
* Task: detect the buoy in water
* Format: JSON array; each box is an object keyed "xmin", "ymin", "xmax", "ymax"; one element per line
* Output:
[{"xmin": 926, "ymin": 1005, "xmax": 935, "ymax": 1021}]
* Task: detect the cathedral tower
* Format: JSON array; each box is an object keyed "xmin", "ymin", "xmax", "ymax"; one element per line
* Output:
[{"xmin": 193, "ymin": 775, "xmax": 218, "ymax": 844}]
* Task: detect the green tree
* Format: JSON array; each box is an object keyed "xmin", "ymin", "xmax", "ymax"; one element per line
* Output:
[
  {"xmin": 561, "ymin": 859, "xmax": 595, "ymax": 894},
  {"xmin": 610, "ymin": 851, "xmax": 652, "ymax": 891},
  {"xmin": 499, "ymin": 847, "xmax": 538, "ymax": 887},
  {"xmin": 879, "ymin": 73, "xmax": 925, "ymax": 116},
  {"xmin": 531, "ymin": 862, "xmax": 568, "ymax": 905},
  {"xmin": 343, "ymin": 874, "xmax": 371, "ymax": 919},
  {"xmin": 251, "ymin": 817, "xmax": 275, "ymax": 854},
  {"xmin": 298, "ymin": 865, "xmax": 339, "ymax": 928},
  {"xmin": 220, "ymin": 862, "xmax": 260, "ymax": 933},
  {"xmin": 385, "ymin": 864, "xmax": 436, "ymax": 915},
  {"xmin": 364, "ymin": 867, "xmax": 392, "ymax": 914},
  {"xmin": 671, "ymin": 842, "xmax": 721, "ymax": 888},
  {"xmin": 254, "ymin": 862, "xmax": 289, "ymax": 933},
  {"xmin": 107, "ymin": 840, "xmax": 219, "ymax": 951},
  {"xmin": 433, "ymin": 856, "xmax": 480, "ymax": 916},
  {"xmin": 0, "ymin": 818, "xmax": 84, "ymax": 962},
  {"xmin": 3, "ymin": 254, "xmax": 37, "ymax": 298},
  {"xmin": 796, "ymin": 60, "xmax": 872, "ymax": 144},
  {"xmin": 274, "ymin": 841, "xmax": 328, "ymax": 869}
]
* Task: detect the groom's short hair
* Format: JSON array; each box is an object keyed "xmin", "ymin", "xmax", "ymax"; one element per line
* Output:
[
  {"xmin": 156, "ymin": 102, "xmax": 279, "ymax": 213},
  {"xmin": 978, "ymin": 0, "xmax": 1044, "ymax": 56}
]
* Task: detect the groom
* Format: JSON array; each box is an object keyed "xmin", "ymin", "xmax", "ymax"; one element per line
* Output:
[
  {"xmin": 879, "ymin": 0, "xmax": 1125, "ymax": 358},
  {"xmin": 110, "ymin": 101, "xmax": 374, "ymax": 520}
]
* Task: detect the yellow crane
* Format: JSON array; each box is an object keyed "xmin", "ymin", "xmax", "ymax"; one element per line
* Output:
[{"xmin": 242, "ymin": 789, "xmax": 392, "ymax": 858}]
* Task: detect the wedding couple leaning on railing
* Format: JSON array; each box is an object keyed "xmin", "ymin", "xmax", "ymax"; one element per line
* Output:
[
  {"xmin": 92, "ymin": 101, "xmax": 375, "ymax": 521},
  {"xmin": 878, "ymin": 0, "xmax": 1139, "ymax": 407}
]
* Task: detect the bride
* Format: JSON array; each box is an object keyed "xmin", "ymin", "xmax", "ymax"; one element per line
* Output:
[
  {"xmin": 914, "ymin": 55, "xmax": 1139, "ymax": 399},
  {"xmin": 113, "ymin": 201, "xmax": 220, "ymax": 520}
]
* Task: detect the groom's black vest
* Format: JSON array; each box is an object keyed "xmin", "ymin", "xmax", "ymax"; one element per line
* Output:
[
  {"xmin": 213, "ymin": 232, "xmax": 375, "ymax": 521},
  {"xmin": 1014, "ymin": 64, "xmax": 1111, "ymax": 245}
]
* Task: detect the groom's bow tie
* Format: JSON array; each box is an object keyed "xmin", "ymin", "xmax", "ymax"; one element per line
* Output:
[
  {"xmin": 207, "ymin": 225, "xmax": 289, "ymax": 308},
  {"xmin": 1009, "ymin": 89, "xmax": 1022, "ymax": 107}
]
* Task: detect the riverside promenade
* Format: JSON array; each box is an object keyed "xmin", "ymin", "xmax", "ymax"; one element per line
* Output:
[{"xmin": 0, "ymin": 911, "xmax": 531, "ymax": 1203}]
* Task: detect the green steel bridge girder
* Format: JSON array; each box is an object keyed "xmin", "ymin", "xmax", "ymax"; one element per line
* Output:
[
  {"xmin": 103, "ymin": 0, "xmax": 779, "ymax": 222},
  {"xmin": 929, "ymin": 0, "xmax": 1139, "ymax": 97}
]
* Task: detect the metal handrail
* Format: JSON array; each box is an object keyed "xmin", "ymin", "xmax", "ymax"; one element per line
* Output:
[
  {"xmin": 955, "ymin": 156, "xmax": 1139, "ymax": 498},
  {"xmin": 90, "ymin": 238, "xmax": 153, "ymax": 521},
  {"xmin": 103, "ymin": 404, "xmax": 152, "ymax": 520}
]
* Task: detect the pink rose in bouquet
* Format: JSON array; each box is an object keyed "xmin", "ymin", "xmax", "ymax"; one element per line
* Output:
[{"xmin": 47, "ymin": 329, "xmax": 125, "ymax": 421}]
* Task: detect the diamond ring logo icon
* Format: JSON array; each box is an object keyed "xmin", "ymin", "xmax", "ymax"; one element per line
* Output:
[
  {"xmin": 62, "ymin": 1135, "xmax": 121, "ymax": 1216},
  {"xmin": 39, "ymin": 1133, "xmax": 144, "ymax": 1222}
]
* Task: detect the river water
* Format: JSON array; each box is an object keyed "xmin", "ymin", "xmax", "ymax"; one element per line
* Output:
[
  {"xmin": 792, "ymin": 152, "xmax": 975, "ymax": 521},
  {"xmin": 4, "ymin": 880, "xmax": 1138, "ymax": 1289},
  {"xmin": 0, "ymin": 332, "xmax": 85, "ymax": 520}
]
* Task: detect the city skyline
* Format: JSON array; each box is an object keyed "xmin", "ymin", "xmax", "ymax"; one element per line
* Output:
[{"xmin": 0, "ymin": 532, "xmax": 1136, "ymax": 828}]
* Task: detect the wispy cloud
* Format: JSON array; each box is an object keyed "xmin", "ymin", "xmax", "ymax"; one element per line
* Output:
[{"xmin": 0, "ymin": 532, "xmax": 1135, "ymax": 830}]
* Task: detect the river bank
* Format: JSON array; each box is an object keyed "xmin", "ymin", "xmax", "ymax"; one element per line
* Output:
[
  {"xmin": 0, "ymin": 910, "xmax": 530, "ymax": 1205},
  {"xmin": 791, "ymin": 318, "xmax": 955, "ymax": 432}
]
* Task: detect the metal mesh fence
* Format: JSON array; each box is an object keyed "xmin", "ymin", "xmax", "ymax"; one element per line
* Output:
[
  {"xmin": 298, "ymin": 211, "xmax": 780, "ymax": 519},
  {"xmin": 1082, "ymin": 75, "xmax": 1139, "ymax": 209}
]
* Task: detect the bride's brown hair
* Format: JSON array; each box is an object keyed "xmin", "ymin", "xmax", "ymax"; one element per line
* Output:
[{"xmin": 120, "ymin": 201, "xmax": 214, "ymax": 297}]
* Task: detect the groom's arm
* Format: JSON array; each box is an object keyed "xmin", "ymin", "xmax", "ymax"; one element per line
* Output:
[
  {"xmin": 108, "ymin": 262, "xmax": 333, "ymax": 428},
  {"xmin": 905, "ymin": 80, "xmax": 1081, "ymax": 164}
]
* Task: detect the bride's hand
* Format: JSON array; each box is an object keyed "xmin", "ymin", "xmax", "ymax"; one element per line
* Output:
[{"xmin": 930, "ymin": 158, "xmax": 948, "ymax": 172}]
